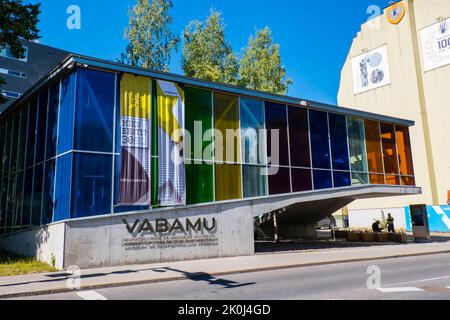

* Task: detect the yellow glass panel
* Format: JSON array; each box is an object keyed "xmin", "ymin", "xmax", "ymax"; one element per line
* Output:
[
  {"xmin": 214, "ymin": 93, "xmax": 240, "ymax": 163},
  {"xmin": 215, "ymin": 164, "xmax": 242, "ymax": 201}
]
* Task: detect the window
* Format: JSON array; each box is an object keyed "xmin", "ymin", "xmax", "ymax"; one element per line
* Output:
[
  {"xmin": 309, "ymin": 110, "xmax": 331, "ymax": 170},
  {"xmin": 12, "ymin": 171, "xmax": 24, "ymax": 232},
  {"xmin": 26, "ymin": 100, "xmax": 38, "ymax": 168},
  {"xmin": 74, "ymin": 69, "xmax": 115, "ymax": 152},
  {"xmin": 0, "ymin": 46, "xmax": 28, "ymax": 62},
  {"xmin": 291, "ymin": 168, "xmax": 312, "ymax": 192},
  {"xmin": 17, "ymin": 107, "xmax": 27, "ymax": 171},
  {"xmin": 1, "ymin": 91, "xmax": 21, "ymax": 99},
  {"xmin": 265, "ymin": 102, "xmax": 289, "ymax": 167},
  {"xmin": 45, "ymin": 83, "xmax": 60, "ymax": 160},
  {"xmin": 314, "ymin": 170, "xmax": 333, "ymax": 190},
  {"xmin": 0, "ymin": 68, "xmax": 27, "ymax": 78},
  {"xmin": 365, "ymin": 120, "xmax": 385, "ymax": 184},
  {"xmin": 215, "ymin": 164, "xmax": 242, "ymax": 201},
  {"xmin": 347, "ymin": 117, "xmax": 368, "ymax": 185},
  {"xmin": 243, "ymin": 165, "xmax": 268, "ymax": 198},
  {"xmin": 329, "ymin": 113, "xmax": 350, "ymax": 171},
  {"xmin": 10, "ymin": 113, "xmax": 20, "ymax": 173},
  {"xmin": 35, "ymin": 90, "xmax": 48, "ymax": 164},
  {"xmin": 41, "ymin": 159, "xmax": 56, "ymax": 225},
  {"xmin": 268, "ymin": 167, "xmax": 291, "ymax": 195},
  {"xmin": 289, "ymin": 106, "xmax": 310, "ymax": 168},
  {"xmin": 53, "ymin": 153, "xmax": 72, "ymax": 222},
  {"xmin": 31, "ymin": 164, "xmax": 43, "ymax": 226},
  {"xmin": 395, "ymin": 125, "xmax": 415, "ymax": 186},
  {"xmin": 380, "ymin": 123, "xmax": 400, "ymax": 185},
  {"xmin": 22, "ymin": 167, "xmax": 34, "ymax": 228},
  {"xmin": 71, "ymin": 153, "xmax": 112, "ymax": 218},
  {"xmin": 57, "ymin": 73, "xmax": 76, "ymax": 154}
]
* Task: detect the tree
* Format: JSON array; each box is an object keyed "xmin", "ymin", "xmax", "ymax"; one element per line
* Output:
[
  {"xmin": 0, "ymin": 0, "xmax": 40, "ymax": 104},
  {"xmin": 239, "ymin": 27, "xmax": 292, "ymax": 95},
  {"xmin": 124, "ymin": 0, "xmax": 179, "ymax": 71},
  {"xmin": 182, "ymin": 9, "xmax": 238, "ymax": 85}
]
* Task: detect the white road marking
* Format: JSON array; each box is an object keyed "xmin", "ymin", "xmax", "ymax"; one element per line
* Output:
[
  {"xmin": 386, "ymin": 275, "xmax": 450, "ymax": 286},
  {"xmin": 376, "ymin": 287, "xmax": 424, "ymax": 293},
  {"xmin": 76, "ymin": 290, "xmax": 107, "ymax": 300}
]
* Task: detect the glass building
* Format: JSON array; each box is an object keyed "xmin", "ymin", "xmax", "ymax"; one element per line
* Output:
[{"xmin": 0, "ymin": 55, "xmax": 416, "ymax": 235}]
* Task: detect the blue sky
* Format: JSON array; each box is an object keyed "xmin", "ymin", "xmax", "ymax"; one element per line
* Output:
[{"xmin": 26, "ymin": 0, "xmax": 391, "ymax": 104}]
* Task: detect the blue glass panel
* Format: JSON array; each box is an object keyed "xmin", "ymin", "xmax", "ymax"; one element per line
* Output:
[
  {"xmin": 45, "ymin": 83, "xmax": 60, "ymax": 160},
  {"xmin": 71, "ymin": 153, "xmax": 112, "ymax": 218},
  {"xmin": 309, "ymin": 110, "xmax": 331, "ymax": 169},
  {"xmin": 243, "ymin": 165, "xmax": 268, "ymax": 198},
  {"xmin": 54, "ymin": 153, "xmax": 72, "ymax": 222},
  {"xmin": 288, "ymin": 106, "xmax": 310, "ymax": 168},
  {"xmin": 313, "ymin": 170, "xmax": 332, "ymax": 190},
  {"xmin": 74, "ymin": 69, "xmax": 115, "ymax": 152},
  {"xmin": 329, "ymin": 113, "xmax": 350, "ymax": 171},
  {"xmin": 13, "ymin": 171, "xmax": 24, "ymax": 231},
  {"xmin": 2, "ymin": 118, "xmax": 12, "ymax": 175},
  {"xmin": 9, "ymin": 113, "xmax": 20, "ymax": 173},
  {"xmin": 240, "ymin": 98, "xmax": 266, "ymax": 165},
  {"xmin": 31, "ymin": 164, "xmax": 43, "ymax": 226},
  {"xmin": 58, "ymin": 72, "xmax": 75, "ymax": 154},
  {"xmin": 26, "ymin": 100, "xmax": 37, "ymax": 168},
  {"xmin": 268, "ymin": 167, "xmax": 291, "ymax": 195},
  {"xmin": 22, "ymin": 167, "xmax": 33, "ymax": 228},
  {"xmin": 6, "ymin": 173, "xmax": 17, "ymax": 232},
  {"xmin": 265, "ymin": 102, "xmax": 289, "ymax": 166},
  {"xmin": 41, "ymin": 159, "xmax": 56, "ymax": 225},
  {"xmin": 35, "ymin": 91, "xmax": 48, "ymax": 164},
  {"xmin": 0, "ymin": 122, "xmax": 5, "ymax": 178},
  {"xmin": 17, "ymin": 107, "xmax": 27, "ymax": 171},
  {"xmin": 0, "ymin": 178, "xmax": 6, "ymax": 234},
  {"xmin": 333, "ymin": 171, "xmax": 351, "ymax": 188}
]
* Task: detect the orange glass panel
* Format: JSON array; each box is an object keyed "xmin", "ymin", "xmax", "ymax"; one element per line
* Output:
[
  {"xmin": 395, "ymin": 125, "xmax": 414, "ymax": 176},
  {"xmin": 365, "ymin": 120, "xmax": 384, "ymax": 185},
  {"xmin": 369, "ymin": 174, "xmax": 385, "ymax": 185},
  {"xmin": 401, "ymin": 176, "xmax": 416, "ymax": 186},
  {"xmin": 380, "ymin": 123, "xmax": 399, "ymax": 175},
  {"xmin": 386, "ymin": 175, "xmax": 400, "ymax": 185}
]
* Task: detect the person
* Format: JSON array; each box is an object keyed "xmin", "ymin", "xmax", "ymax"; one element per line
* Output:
[
  {"xmin": 372, "ymin": 220, "xmax": 382, "ymax": 233},
  {"xmin": 387, "ymin": 214, "xmax": 395, "ymax": 233}
]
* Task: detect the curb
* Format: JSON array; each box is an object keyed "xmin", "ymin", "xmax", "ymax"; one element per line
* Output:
[{"xmin": 2, "ymin": 249, "xmax": 450, "ymax": 299}]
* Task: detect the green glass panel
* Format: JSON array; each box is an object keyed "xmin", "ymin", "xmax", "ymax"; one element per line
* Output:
[
  {"xmin": 185, "ymin": 86, "xmax": 213, "ymax": 161},
  {"xmin": 243, "ymin": 165, "xmax": 267, "ymax": 198},
  {"xmin": 347, "ymin": 117, "xmax": 369, "ymax": 185},
  {"xmin": 186, "ymin": 163, "xmax": 214, "ymax": 205}
]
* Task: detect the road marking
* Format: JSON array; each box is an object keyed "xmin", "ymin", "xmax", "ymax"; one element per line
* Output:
[
  {"xmin": 76, "ymin": 290, "xmax": 107, "ymax": 300},
  {"xmin": 376, "ymin": 287, "xmax": 424, "ymax": 293},
  {"xmin": 387, "ymin": 275, "xmax": 450, "ymax": 286}
]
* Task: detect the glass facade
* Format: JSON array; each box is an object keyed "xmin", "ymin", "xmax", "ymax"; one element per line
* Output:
[{"xmin": 0, "ymin": 66, "xmax": 417, "ymax": 234}]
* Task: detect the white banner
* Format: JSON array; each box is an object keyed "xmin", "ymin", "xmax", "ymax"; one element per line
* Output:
[
  {"xmin": 351, "ymin": 45, "xmax": 391, "ymax": 95},
  {"xmin": 420, "ymin": 18, "xmax": 450, "ymax": 72}
]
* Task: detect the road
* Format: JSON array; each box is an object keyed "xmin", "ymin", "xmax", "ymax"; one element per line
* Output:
[{"xmin": 15, "ymin": 252, "xmax": 450, "ymax": 300}]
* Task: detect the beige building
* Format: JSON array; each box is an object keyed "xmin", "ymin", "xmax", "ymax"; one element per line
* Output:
[{"xmin": 338, "ymin": 0, "xmax": 450, "ymax": 218}]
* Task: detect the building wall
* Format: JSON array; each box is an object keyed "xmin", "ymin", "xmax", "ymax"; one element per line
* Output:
[{"xmin": 338, "ymin": 0, "xmax": 450, "ymax": 212}]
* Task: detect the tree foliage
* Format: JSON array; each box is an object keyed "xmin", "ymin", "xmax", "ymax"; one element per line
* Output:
[
  {"xmin": 124, "ymin": 0, "xmax": 179, "ymax": 71},
  {"xmin": 239, "ymin": 27, "xmax": 291, "ymax": 95},
  {"xmin": 0, "ymin": 0, "xmax": 40, "ymax": 104},
  {"xmin": 182, "ymin": 9, "xmax": 238, "ymax": 85}
]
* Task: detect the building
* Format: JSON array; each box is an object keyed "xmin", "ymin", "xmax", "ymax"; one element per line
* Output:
[
  {"xmin": 0, "ymin": 54, "xmax": 420, "ymax": 268},
  {"xmin": 0, "ymin": 40, "xmax": 69, "ymax": 112},
  {"xmin": 338, "ymin": 0, "xmax": 450, "ymax": 231}
]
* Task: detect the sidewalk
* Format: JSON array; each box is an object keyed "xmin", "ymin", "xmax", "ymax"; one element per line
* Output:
[{"xmin": 1, "ymin": 241, "xmax": 450, "ymax": 299}]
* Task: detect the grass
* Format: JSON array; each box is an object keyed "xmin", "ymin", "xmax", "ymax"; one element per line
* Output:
[{"xmin": 0, "ymin": 252, "xmax": 57, "ymax": 277}]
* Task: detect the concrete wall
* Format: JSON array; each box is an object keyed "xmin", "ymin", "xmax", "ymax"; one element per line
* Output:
[
  {"xmin": 348, "ymin": 207, "xmax": 407, "ymax": 230},
  {"xmin": 338, "ymin": 0, "xmax": 450, "ymax": 211},
  {"xmin": 0, "ymin": 223, "xmax": 65, "ymax": 269}
]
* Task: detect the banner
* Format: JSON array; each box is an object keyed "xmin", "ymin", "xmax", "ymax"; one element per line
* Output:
[
  {"xmin": 156, "ymin": 80, "xmax": 186, "ymax": 206},
  {"xmin": 119, "ymin": 74, "xmax": 151, "ymax": 206},
  {"xmin": 420, "ymin": 18, "xmax": 450, "ymax": 72},
  {"xmin": 351, "ymin": 45, "xmax": 391, "ymax": 95}
]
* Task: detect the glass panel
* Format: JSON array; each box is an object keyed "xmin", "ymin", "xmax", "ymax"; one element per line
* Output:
[
  {"xmin": 329, "ymin": 113, "xmax": 350, "ymax": 171},
  {"xmin": 214, "ymin": 93, "xmax": 240, "ymax": 163},
  {"xmin": 186, "ymin": 163, "xmax": 214, "ymax": 205},
  {"xmin": 333, "ymin": 171, "xmax": 351, "ymax": 188},
  {"xmin": 380, "ymin": 123, "xmax": 399, "ymax": 178},
  {"xmin": 10, "ymin": 113, "xmax": 20, "ymax": 173},
  {"xmin": 268, "ymin": 167, "xmax": 291, "ymax": 195},
  {"xmin": 22, "ymin": 167, "xmax": 33, "ymax": 228},
  {"xmin": 348, "ymin": 117, "xmax": 368, "ymax": 184},
  {"xmin": 309, "ymin": 110, "xmax": 331, "ymax": 169},
  {"xmin": 396, "ymin": 125, "xmax": 414, "ymax": 176},
  {"xmin": 45, "ymin": 83, "xmax": 60, "ymax": 160},
  {"xmin": 5, "ymin": 174, "xmax": 16, "ymax": 232},
  {"xmin": 185, "ymin": 87, "xmax": 213, "ymax": 161},
  {"xmin": 365, "ymin": 120, "xmax": 385, "ymax": 184},
  {"xmin": 53, "ymin": 153, "xmax": 72, "ymax": 222},
  {"xmin": 26, "ymin": 99, "xmax": 38, "ymax": 168},
  {"xmin": 71, "ymin": 153, "xmax": 112, "ymax": 218},
  {"xmin": 265, "ymin": 102, "xmax": 289, "ymax": 167},
  {"xmin": 386, "ymin": 175, "xmax": 400, "ymax": 186},
  {"xmin": 243, "ymin": 165, "xmax": 267, "ymax": 198},
  {"xmin": 241, "ymin": 98, "xmax": 266, "ymax": 165},
  {"xmin": 31, "ymin": 164, "xmax": 43, "ymax": 226},
  {"xmin": 17, "ymin": 107, "xmax": 27, "ymax": 171},
  {"xmin": 288, "ymin": 106, "xmax": 310, "ymax": 168},
  {"xmin": 0, "ymin": 122, "xmax": 5, "ymax": 178},
  {"xmin": 215, "ymin": 164, "xmax": 242, "ymax": 201},
  {"xmin": 0, "ymin": 178, "xmax": 6, "ymax": 234},
  {"xmin": 74, "ymin": 69, "xmax": 115, "ymax": 152},
  {"xmin": 3, "ymin": 118, "xmax": 12, "ymax": 175},
  {"xmin": 313, "ymin": 170, "xmax": 333, "ymax": 190},
  {"xmin": 291, "ymin": 168, "xmax": 312, "ymax": 192},
  {"xmin": 35, "ymin": 90, "xmax": 48, "ymax": 164},
  {"xmin": 41, "ymin": 159, "xmax": 56, "ymax": 225},
  {"xmin": 13, "ymin": 171, "xmax": 24, "ymax": 231},
  {"xmin": 58, "ymin": 72, "xmax": 76, "ymax": 154},
  {"xmin": 401, "ymin": 176, "xmax": 416, "ymax": 186}
]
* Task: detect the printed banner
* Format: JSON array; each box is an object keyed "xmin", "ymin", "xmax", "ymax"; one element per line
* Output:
[
  {"xmin": 156, "ymin": 80, "xmax": 186, "ymax": 206},
  {"xmin": 119, "ymin": 73, "xmax": 151, "ymax": 206},
  {"xmin": 351, "ymin": 45, "xmax": 391, "ymax": 95},
  {"xmin": 420, "ymin": 18, "xmax": 450, "ymax": 72}
]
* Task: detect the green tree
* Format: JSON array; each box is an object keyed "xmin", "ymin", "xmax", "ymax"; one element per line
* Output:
[
  {"xmin": 239, "ymin": 27, "xmax": 292, "ymax": 95},
  {"xmin": 182, "ymin": 9, "xmax": 238, "ymax": 85},
  {"xmin": 124, "ymin": 0, "xmax": 179, "ymax": 71},
  {"xmin": 0, "ymin": 0, "xmax": 40, "ymax": 104}
]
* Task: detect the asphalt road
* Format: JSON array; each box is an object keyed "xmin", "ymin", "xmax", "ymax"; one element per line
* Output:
[{"xmin": 16, "ymin": 252, "xmax": 450, "ymax": 300}]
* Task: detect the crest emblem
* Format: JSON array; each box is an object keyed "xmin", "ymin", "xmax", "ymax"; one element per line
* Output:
[{"xmin": 386, "ymin": 1, "xmax": 406, "ymax": 25}]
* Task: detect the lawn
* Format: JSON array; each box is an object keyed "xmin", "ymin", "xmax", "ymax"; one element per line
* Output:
[{"xmin": 0, "ymin": 252, "xmax": 56, "ymax": 277}]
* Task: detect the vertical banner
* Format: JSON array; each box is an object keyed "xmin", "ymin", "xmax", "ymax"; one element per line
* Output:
[
  {"xmin": 156, "ymin": 80, "xmax": 186, "ymax": 206},
  {"xmin": 119, "ymin": 74, "xmax": 151, "ymax": 206}
]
